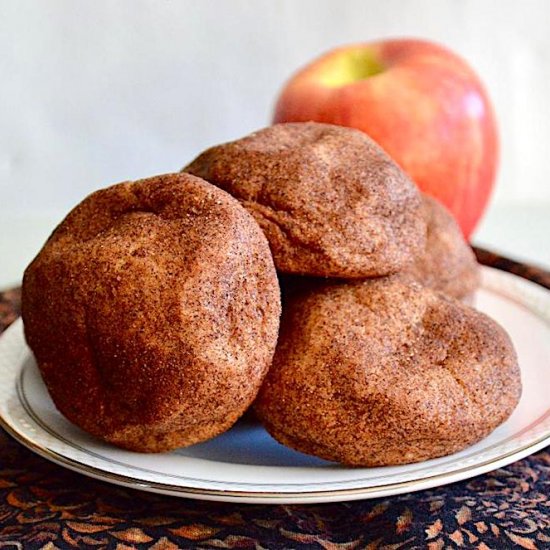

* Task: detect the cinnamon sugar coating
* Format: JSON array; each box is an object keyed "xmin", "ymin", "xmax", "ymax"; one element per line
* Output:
[
  {"xmin": 255, "ymin": 276, "xmax": 521, "ymax": 466},
  {"xmin": 408, "ymin": 195, "xmax": 480, "ymax": 301},
  {"xmin": 22, "ymin": 173, "xmax": 281, "ymax": 452},
  {"xmin": 184, "ymin": 122, "xmax": 426, "ymax": 278}
]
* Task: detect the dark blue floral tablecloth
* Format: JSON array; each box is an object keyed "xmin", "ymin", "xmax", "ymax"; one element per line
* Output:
[{"xmin": 1, "ymin": 249, "xmax": 549, "ymax": 549}]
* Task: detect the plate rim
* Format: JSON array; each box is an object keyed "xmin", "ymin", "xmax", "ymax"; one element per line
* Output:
[
  {"xmin": 2, "ymin": 398, "xmax": 550, "ymax": 502},
  {"xmin": 1, "ymin": 265, "xmax": 550, "ymax": 503}
]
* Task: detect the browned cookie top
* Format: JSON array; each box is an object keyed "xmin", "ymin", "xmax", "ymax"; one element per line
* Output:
[
  {"xmin": 184, "ymin": 122, "xmax": 426, "ymax": 278},
  {"xmin": 22, "ymin": 173, "xmax": 281, "ymax": 452},
  {"xmin": 408, "ymin": 195, "xmax": 480, "ymax": 300},
  {"xmin": 255, "ymin": 276, "xmax": 521, "ymax": 466}
]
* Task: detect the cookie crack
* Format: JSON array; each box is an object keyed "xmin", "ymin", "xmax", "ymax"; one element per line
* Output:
[{"xmin": 246, "ymin": 201, "xmax": 330, "ymax": 258}]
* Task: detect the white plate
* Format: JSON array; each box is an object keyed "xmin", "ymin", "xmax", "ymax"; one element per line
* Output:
[{"xmin": 1, "ymin": 266, "xmax": 550, "ymax": 504}]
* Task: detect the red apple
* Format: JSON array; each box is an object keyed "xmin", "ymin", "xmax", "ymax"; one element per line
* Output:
[{"xmin": 273, "ymin": 39, "xmax": 498, "ymax": 239}]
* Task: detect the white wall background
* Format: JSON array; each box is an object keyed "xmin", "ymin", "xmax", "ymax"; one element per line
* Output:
[{"xmin": 1, "ymin": 0, "xmax": 549, "ymax": 285}]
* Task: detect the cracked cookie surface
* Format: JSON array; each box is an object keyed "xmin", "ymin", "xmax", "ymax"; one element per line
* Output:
[
  {"xmin": 184, "ymin": 122, "xmax": 426, "ymax": 278},
  {"xmin": 255, "ymin": 276, "xmax": 521, "ymax": 466},
  {"xmin": 22, "ymin": 173, "xmax": 281, "ymax": 452}
]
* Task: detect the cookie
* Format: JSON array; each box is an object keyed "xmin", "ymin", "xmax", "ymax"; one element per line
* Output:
[
  {"xmin": 255, "ymin": 276, "xmax": 521, "ymax": 466},
  {"xmin": 408, "ymin": 195, "xmax": 480, "ymax": 301},
  {"xmin": 22, "ymin": 173, "xmax": 281, "ymax": 452},
  {"xmin": 184, "ymin": 122, "xmax": 426, "ymax": 278}
]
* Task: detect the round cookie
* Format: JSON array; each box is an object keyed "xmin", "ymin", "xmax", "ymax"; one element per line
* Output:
[
  {"xmin": 22, "ymin": 173, "xmax": 281, "ymax": 452},
  {"xmin": 408, "ymin": 195, "xmax": 480, "ymax": 301},
  {"xmin": 255, "ymin": 276, "xmax": 521, "ymax": 466},
  {"xmin": 183, "ymin": 122, "xmax": 426, "ymax": 278}
]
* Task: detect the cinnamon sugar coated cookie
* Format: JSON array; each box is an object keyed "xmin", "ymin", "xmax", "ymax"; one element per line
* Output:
[
  {"xmin": 184, "ymin": 122, "xmax": 426, "ymax": 278},
  {"xmin": 22, "ymin": 173, "xmax": 281, "ymax": 452},
  {"xmin": 408, "ymin": 195, "xmax": 480, "ymax": 301},
  {"xmin": 255, "ymin": 276, "xmax": 521, "ymax": 466}
]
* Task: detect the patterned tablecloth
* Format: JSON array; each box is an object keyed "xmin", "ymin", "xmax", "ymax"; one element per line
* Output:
[{"xmin": 0, "ymin": 249, "xmax": 549, "ymax": 549}]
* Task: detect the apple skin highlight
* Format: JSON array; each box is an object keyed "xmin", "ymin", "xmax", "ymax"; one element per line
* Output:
[{"xmin": 273, "ymin": 39, "xmax": 499, "ymax": 239}]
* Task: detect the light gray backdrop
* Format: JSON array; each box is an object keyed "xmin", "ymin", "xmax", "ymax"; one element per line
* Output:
[{"xmin": 1, "ymin": 0, "xmax": 549, "ymax": 285}]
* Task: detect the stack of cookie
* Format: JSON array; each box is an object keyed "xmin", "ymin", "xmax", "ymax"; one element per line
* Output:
[
  {"xmin": 184, "ymin": 122, "xmax": 520, "ymax": 466},
  {"xmin": 22, "ymin": 122, "xmax": 521, "ymax": 465}
]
